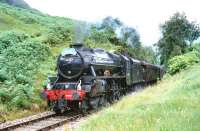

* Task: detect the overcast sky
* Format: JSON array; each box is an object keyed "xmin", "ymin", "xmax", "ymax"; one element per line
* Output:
[{"xmin": 24, "ymin": 0, "xmax": 200, "ymax": 46}]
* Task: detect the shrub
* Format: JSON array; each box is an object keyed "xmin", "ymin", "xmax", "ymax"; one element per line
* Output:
[
  {"xmin": 19, "ymin": 15, "xmax": 39, "ymax": 24},
  {"xmin": 45, "ymin": 26, "xmax": 71, "ymax": 45},
  {"xmin": 0, "ymin": 30, "xmax": 28, "ymax": 53},
  {"xmin": 0, "ymin": 31, "xmax": 50, "ymax": 108},
  {"xmin": 0, "ymin": 39, "xmax": 50, "ymax": 81},
  {"xmin": 0, "ymin": 3, "xmax": 73, "ymax": 112},
  {"xmin": 8, "ymin": 84, "xmax": 34, "ymax": 109},
  {"xmin": 168, "ymin": 51, "xmax": 199, "ymax": 75},
  {"xmin": 191, "ymin": 43, "xmax": 200, "ymax": 58},
  {"xmin": 0, "ymin": 86, "xmax": 10, "ymax": 104}
]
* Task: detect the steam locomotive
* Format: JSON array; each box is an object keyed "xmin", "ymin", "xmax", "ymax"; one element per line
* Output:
[{"xmin": 42, "ymin": 43, "xmax": 164, "ymax": 113}]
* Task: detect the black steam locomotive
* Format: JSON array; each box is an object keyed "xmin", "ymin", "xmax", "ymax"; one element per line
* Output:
[{"xmin": 42, "ymin": 43, "xmax": 164, "ymax": 113}]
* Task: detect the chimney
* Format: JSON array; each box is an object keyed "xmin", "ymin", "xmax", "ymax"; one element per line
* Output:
[{"xmin": 70, "ymin": 43, "xmax": 84, "ymax": 49}]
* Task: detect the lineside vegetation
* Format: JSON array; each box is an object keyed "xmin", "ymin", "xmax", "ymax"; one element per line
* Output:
[{"xmin": 77, "ymin": 64, "xmax": 200, "ymax": 131}]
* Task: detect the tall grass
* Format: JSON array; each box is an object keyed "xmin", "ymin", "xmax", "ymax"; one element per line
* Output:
[{"xmin": 77, "ymin": 65, "xmax": 200, "ymax": 131}]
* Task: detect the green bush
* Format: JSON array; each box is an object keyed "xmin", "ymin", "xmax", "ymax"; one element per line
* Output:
[
  {"xmin": 45, "ymin": 26, "xmax": 71, "ymax": 45},
  {"xmin": 0, "ymin": 2, "xmax": 74, "ymax": 113},
  {"xmin": 168, "ymin": 51, "xmax": 199, "ymax": 75},
  {"xmin": 0, "ymin": 39, "xmax": 50, "ymax": 81},
  {"xmin": 19, "ymin": 15, "xmax": 39, "ymax": 24},
  {"xmin": 9, "ymin": 84, "xmax": 34, "ymax": 109},
  {"xmin": 0, "ymin": 30, "xmax": 28, "ymax": 53},
  {"xmin": 191, "ymin": 43, "xmax": 200, "ymax": 58},
  {"xmin": 0, "ymin": 30, "xmax": 50, "ymax": 109}
]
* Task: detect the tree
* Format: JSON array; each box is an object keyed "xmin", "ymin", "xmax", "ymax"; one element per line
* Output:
[
  {"xmin": 157, "ymin": 12, "xmax": 200, "ymax": 65},
  {"xmin": 88, "ymin": 26, "xmax": 118, "ymax": 44},
  {"xmin": 86, "ymin": 16, "xmax": 155, "ymax": 63},
  {"xmin": 188, "ymin": 23, "xmax": 200, "ymax": 47},
  {"xmin": 100, "ymin": 16, "xmax": 123, "ymax": 31},
  {"xmin": 0, "ymin": 0, "xmax": 31, "ymax": 9},
  {"xmin": 120, "ymin": 27, "xmax": 141, "ymax": 48},
  {"xmin": 95, "ymin": 16, "xmax": 141, "ymax": 48}
]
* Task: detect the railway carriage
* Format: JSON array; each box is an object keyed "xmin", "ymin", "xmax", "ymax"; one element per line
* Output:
[{"xmin": 41, "ymin": 43, "xmax": 164, "ymax": 113}]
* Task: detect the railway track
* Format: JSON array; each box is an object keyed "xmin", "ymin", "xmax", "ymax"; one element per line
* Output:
[
  {"xmin": 0, "ymin": 92, "xmax": 139, "ymax": 131},
  {"xmin": 0, "ymin": 111, "xmax": 82, "ymax": 131}
]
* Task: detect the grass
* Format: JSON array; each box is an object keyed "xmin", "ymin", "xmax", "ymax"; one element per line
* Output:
[
  {"xmin": 76, "ymin": 64, "xmax": 200, "ymax": 131},
  {"xmin": 0, "ymin": 105, "xmax": 46, "ymax": 122}
]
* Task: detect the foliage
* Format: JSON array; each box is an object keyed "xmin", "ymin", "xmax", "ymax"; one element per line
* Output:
[
  {"xmin": 136, "ymin": 46, "xmax": 157, "ymax": 64},
  {"xmin": 77, "ymin": 65, "xmax": 200, "ymax": 131},
  {"xmin": 45, "ymin": 25, "xmax": 72, "ymax": 46},
  {"xmin": 0, "ymin": 2, "xmax": 75, "ymax": 116},
  {"xmin": 116, "ymin": 46, "xmax": 157, "ymax": 64},
  {"xmin": 100, "ymin": 16, "xmax": 123, "ymax": 30},
  {"xmin": 99, "ymin": 16, "xmax": 141, "ymax": 48},
  {"xmin": 191, "ymin": 43, "xmax": 200, "ymax": 57},
  {"xmin": 120, "ymin": 27, "xmax": 140, "ymax": 48},
  {"xmin": 168, "ymin": 51, "xmax": 199, "ymax": 75},
  {"xmin": 0, "ymin": 31, "xmax": 50, "ymax": 109},
  {"xmin": 0, "ymin": 39, "xmax": 50, "ymax": 82},
  {"xmin": 0, "ymin": 30, "xmax": 28, "ymax": 53},
  {"xmin": 0, "ymin": 0, "xmax": 30, "ymax": 9},
  {"xmin": 0, "ymin": 3, "xmax": 73, "ymax": 31},
  {"xmin": 157, "ymin": 12, "xmax": 200, "ymax": 65},
  {"xmin": 87, "ymin": 26, "xmax": 119, "ymax": 44},
  {"xmin": 86, "ymin": 17, "xmax": 155, "ymax": 63},
  {"xmin": 84, "ymin": 37, "xmax": 121, "ymax": 52}
]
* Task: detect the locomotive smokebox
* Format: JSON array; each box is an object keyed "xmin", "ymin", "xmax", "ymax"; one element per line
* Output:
[{"xmin": 57, "ymin": 47, "xmax": 84, "ymax": 79}]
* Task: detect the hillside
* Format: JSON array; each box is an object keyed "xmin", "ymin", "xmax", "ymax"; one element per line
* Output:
[
  {"xmin": 0, "ymin": 2, "xmax": 125, "ymax": 122},
  {"xmin": 0, "ymin": 0, "xmax": 30, "ymax": 9},
  {"xmin": 0, "ymin": 2, "xmax": 75, "ymax": 121},
  {"xmin": 77, "ymin": 64, "xmax": 200, "ymax": 131}
]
